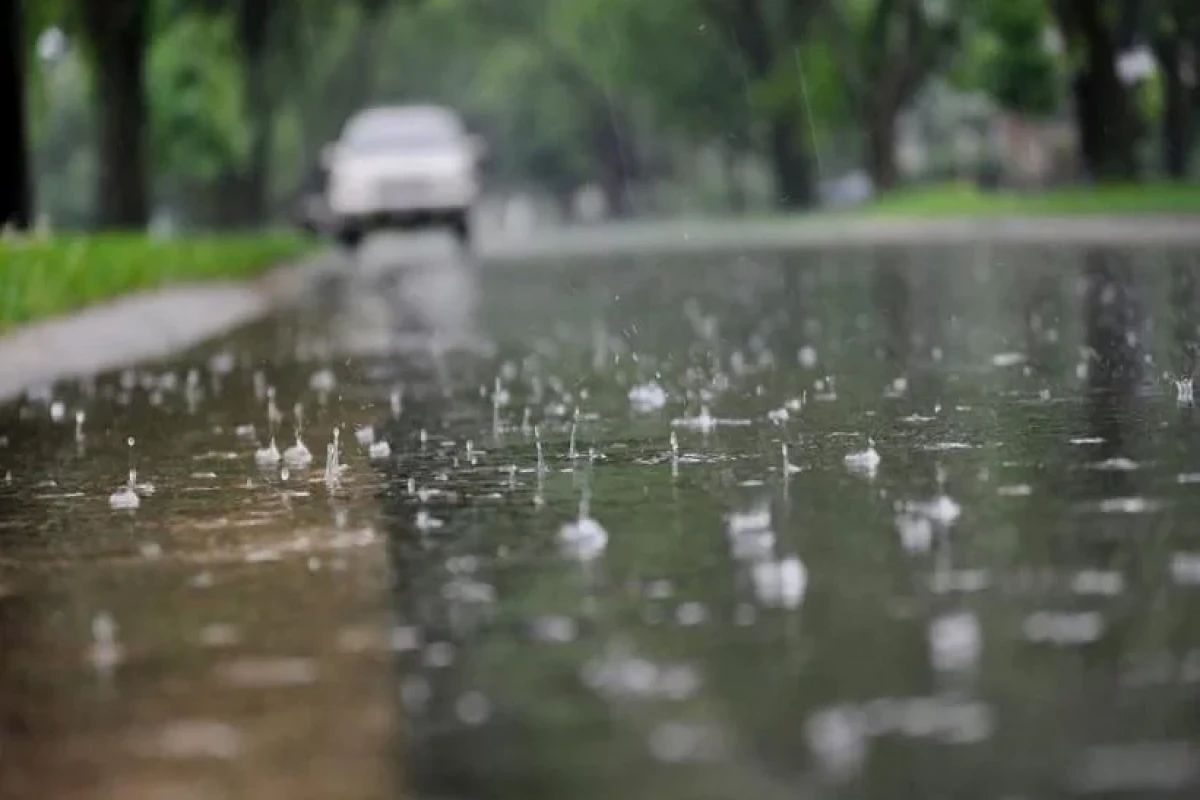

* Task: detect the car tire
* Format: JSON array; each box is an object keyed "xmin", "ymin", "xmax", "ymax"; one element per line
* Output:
[
  {"xmin": 337, "ymin": 227, "xmax": 364, "ymax": 251},
  {"xmin": 449, "ymin": 211, "xmax": 471, "ymax": 250}
]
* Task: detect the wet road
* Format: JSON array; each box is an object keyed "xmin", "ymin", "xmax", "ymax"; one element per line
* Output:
[{"xmin": 5, "ymin": 233, "xmax": 1200, "ymax": 798}]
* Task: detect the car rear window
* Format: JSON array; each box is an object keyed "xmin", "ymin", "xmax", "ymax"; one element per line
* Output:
[{"xmin": 342, "ymin": 110, "xmax": 462, "ymax": 150}]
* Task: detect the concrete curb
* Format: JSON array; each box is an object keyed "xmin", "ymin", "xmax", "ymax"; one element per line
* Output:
[{"xmin": 0, "ymin": 249, "xmax": 339, "ymax": 405}]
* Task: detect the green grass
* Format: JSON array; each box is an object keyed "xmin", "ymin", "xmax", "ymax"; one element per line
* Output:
[
  {"xmin": 0, "ymin": 233, "xmax": 315, "ymax": 331},
  {"xmin": 861, "ymin": 181, "xmax": 1200, "ymax": 218}
]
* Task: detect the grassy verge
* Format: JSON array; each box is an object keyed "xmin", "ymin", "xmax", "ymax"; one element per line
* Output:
[
  {"xmin": 0, "ymin": 233, "xmax": 315, "ymax": 331},
  {"xmin": 862, "ymin": 182, "xmax": 1200, "ymax": 217}
]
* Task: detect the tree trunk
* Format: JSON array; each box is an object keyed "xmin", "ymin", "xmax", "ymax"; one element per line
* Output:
[
  {"xmin": 236, "ymin": 0, "xmax": 273, "ymax": 225},
  {"xmin": 704, "ymin": 0, "xmax": 816, "ymax": 209},
  {"xmin": 0, "ymin": 0, "xmax": 31, "ymax": 229},
  {"xmin": 81, "ymin": 0, "xmax": 151, "ymax": 230},
  {"xmin": 592, "ymin": 106, "xmax": 635, "ymax": 219},
  {"xmin": 1061, "ymin": 1, "xmax": 1138, "ymax": 181},
  {"xmin": 769, "ymin": 115, "xmax": 814, "ymax": 209},
  {"xmin": 1161, "ymin": 40, "xmax": 1192, "ymax": 179},
  {"xmin": 1155, "ymin": 29, "xmax": 1194, "ymax": 180},
  {"xmin": 865, "ymin": 108, "xmax": 899, "ymax": 191}
]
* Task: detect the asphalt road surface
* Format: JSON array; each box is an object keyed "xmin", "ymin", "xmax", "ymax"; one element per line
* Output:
[{"xmin": 4, "ymin": 230, "xmax": 1200, "ymax": 799}]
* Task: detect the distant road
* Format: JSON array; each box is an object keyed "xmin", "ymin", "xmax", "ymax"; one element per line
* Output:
[
  {"xmin": 5, "ymin": 214, "xmax": 1197, "ymax": 405},
  {"xmin": 477, "ymin": 215, "xmax": 1200, "ymax": 264}
]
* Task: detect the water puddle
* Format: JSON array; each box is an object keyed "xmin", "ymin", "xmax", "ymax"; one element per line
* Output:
[{"xmin": 6, "ymin": 244, "xmax": 1200, "ymax": 798}]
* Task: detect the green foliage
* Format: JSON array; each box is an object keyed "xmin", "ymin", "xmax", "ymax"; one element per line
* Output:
[
  {"xmin": 465, "ymin": 39, "xmax": 593, "ymax": 189},
  {"xmin": 148, "ymin": 13, "xmax": 249, "ymax": 181},
  {"xmin": 862, "ymin": 181, "xmax": 1200, "ymax": 216},
  {"xmin": 0, "ymin": 232, "xmax": 313, "ymax": 328},
  {"xmin": 555, "ymin": 0, "xmax": 734, "ymax": 127},
  {"xmin": 23, "ymin": 0, "xmax": 74, "ymax": 42},
  {"xmin": 760, "ymin": 35, "xmax": 851, "ymax": 148},
  {"xmin": 974, "ymin": 0, "xmax": 1060, "ymax": 115},
  {"xmin": 20, "ymin": 0, "xmax": 1190, "ymax": 231},
  {"xmin": 278, "ymin": 1, "xmax": 389, "ymax": 163},
  {"xmin": 1135, "ymin": 68, "xmax": 1163, "ymax": 125}
]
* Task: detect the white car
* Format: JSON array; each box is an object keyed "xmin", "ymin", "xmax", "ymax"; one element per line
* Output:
[{"xmin": 321, "ymin": 105, "xmax": 484, "ymax": 249}]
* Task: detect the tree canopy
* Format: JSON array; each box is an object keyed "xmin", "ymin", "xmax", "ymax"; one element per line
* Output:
[{"xmin": 1, "ymin": 0, "xmax": 1196, "ymax": 231}]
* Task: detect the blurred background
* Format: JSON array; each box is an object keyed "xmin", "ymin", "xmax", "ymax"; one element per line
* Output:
[{"xmin": 2, "ymin": 0, "xmax": 1197, "ymax": 236}]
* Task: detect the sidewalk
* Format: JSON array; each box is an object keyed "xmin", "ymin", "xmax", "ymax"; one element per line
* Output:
[{"xmin": 0, "ymin": 251, "xmax": 339, "ymax": 404}]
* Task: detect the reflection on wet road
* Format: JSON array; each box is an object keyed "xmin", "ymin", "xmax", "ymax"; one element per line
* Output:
[{"xmin": 5, "ymin": 233, "xmax": 1200, "ymax": 798}]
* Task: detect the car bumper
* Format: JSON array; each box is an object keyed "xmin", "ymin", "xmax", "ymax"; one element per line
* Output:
[
  {"xmin": 330, "ymin": 207, "xmax": 468, "ymax": 231},
  {"xmin": 328, "ymin": 179, "xmax": 477, "ymax": 215}
]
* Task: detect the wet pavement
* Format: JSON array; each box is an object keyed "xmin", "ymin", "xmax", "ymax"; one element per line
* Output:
[{"xmin": 4, "ymin": 234, "xmax": 1200, "ymax": 798}]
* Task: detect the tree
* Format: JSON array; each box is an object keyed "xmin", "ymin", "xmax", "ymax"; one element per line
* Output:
[
  {"xmin": 146, "ymin": 10, "xmax": 249, "ymax": 223},
  {"xmin": 823, "ymin": 0, "xmax": 967, "ymax": 191},
  {"xmin": 577, "ymin": 0, "xmax": 787, "ymax": 211},
  {"xmin": 0, "ymin": 0, "xmax": 32, "ymax": 229},
  {"xmin": 161, "ymin": 0, "xmax": 285, "ymax": 224},
  {"xmin": 232, "ymin": 0, "xmax": 273, "ymax": 223},
  {"xmin": 1149, "ymin": 0, "xmax": 1200, "ymax": 179},
  {"xmin": 1051, "ymin": 0, "xmax": 1140, "ymax": 181},
  {"xmin": 149, "ymin": 0, "xmax": 401, "ymax": 226},
  {"xmin": 78, "ymin": 0, "xmax": 151, "ymax": 228},
  {"xmin": 449, "ymin": 0, "xmax": 652, "ymax": 217},
  {"xmin": 974, "ymin": 0, "xmax": 1060, "ymax": 117},
  {"xmin": 466, "ymin": 37, "xmax": 601, "ymax": 212},
  {"xmin": 700, "ymin": 0, "xmax": 821, "ymax": 209},
  {"xmin": 275, "ymin": 0, "xmax": 404, "ymax": 203}
]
